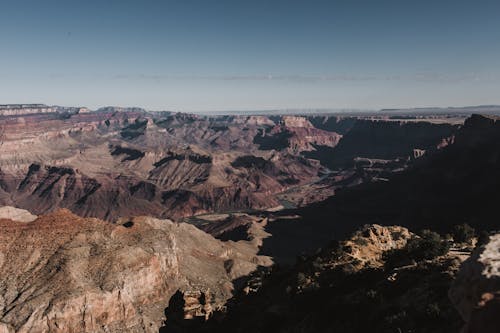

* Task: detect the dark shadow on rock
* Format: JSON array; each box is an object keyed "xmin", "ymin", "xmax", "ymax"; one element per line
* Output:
[{"xmin": 159, "ymin": 290, "xmax": 192, "ymax": 333}]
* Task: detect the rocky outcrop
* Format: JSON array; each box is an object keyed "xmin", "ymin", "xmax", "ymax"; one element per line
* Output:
[
  {"xmin": 0, "ymin": 210, "xmax": 271, "ymax": 332},
  {"xmin": 164, "ymin": 289, "xmax": 214, "ymax": 321},
  {"xmin": 280, "ymin": 116, "xmax": 314, "ymax": 128},
  {"xmin": 450, "ymin": 233, "xmax": 500, "ymax": 333},
  {"xmin": 338, "ymin": 224, "xmax": 413, "ymax": 270},
  {"xmin": 280, "ymin": 116, "xmax": 342, "ymax": 151}
]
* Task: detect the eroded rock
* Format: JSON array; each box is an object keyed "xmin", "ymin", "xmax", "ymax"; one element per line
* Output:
[
  {"xmin": 450, "ymin": 233, "xmax": 500, "ymax": 333},
  {"xmin": 0, "ymin": 210, "xmax": 270, "ymax": 332}
]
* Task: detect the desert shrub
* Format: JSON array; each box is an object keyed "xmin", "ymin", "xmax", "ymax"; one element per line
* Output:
[
  {"xmin": 452, "ymin": 224, "xmax": 475, "ymax": 243},
  {"xmin": 384, "ymin": 310, "xmax": 407, "ymax": 325},
  {"xmin": 384, "ymin": 230, "xmax": 449, "ymax": 269},
  {"xmin": 297, "ymin": 272, "xmax": 307, "ymax": 285},
  {"xmin": 384, "ymin": 248, "xmax": 413, "ymax": 269},
  {"xmin": 476, "ymin": 230, "xmax": 490, "ymax": 247},
  {"xmin": 406, "ymin": 230, "xmax": 449, "ymax": 261},
  {"xmin": 425, "ymin": 302, "xmax": 441, "ymax": 319},
  {"xmin": 366, "ymin": 289, "xmax": 377, "ymax": 299}
]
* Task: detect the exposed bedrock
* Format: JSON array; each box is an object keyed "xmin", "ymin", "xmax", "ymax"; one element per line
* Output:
[
  {"xmin": 0, "ymin": 210, "xmax": 271, "ymax": 332},
  {"xmin": 450, "ymin": 233, "xmax": 500, "ymax": 333}
]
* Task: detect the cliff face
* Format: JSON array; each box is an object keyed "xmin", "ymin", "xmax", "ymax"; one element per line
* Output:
[
  {"xmin": 309, "ymin": 119, "xmax": 457, "ymax": 168},
  {"xmin": 306, "ymin": 115, "xmax": 357, "ymax": 134},
  {"xmin": 0, "ymin": 210, "xmax": 271, "ymax": 332},
  {"xmin": 450, "ymin": 233, "xmax": 500, "ymax": 333},
  {"xmin": 254, "ymin": 116, "xmax": 342, "ymax": 152}
]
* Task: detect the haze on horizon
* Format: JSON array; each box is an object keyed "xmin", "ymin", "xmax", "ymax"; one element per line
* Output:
[{"xmin": 0, "ymin": 0, "xmax": 499, "ymax": 112}]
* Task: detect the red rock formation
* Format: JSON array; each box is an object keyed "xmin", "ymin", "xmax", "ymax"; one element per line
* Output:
[{"xmin": 0, "ymin": 110, "xmax": 457, "ymax": 221}]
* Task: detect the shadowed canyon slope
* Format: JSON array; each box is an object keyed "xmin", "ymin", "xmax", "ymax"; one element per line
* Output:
[{"xmin": 255, "ymin": 114, "xmax": 500, "ymax": 264}]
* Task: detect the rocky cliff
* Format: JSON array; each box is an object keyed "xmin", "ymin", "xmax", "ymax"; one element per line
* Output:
[
  {"xmin": 450, "ymin": 233, "xmax": 500, "ymax": 333},
  {"xmin": 0, "ymin": 210, "xmax": 271, "ymax": 332},
  {"xmin": 306, "ymin": 118, "xmax": 457, "ymax": 169}
]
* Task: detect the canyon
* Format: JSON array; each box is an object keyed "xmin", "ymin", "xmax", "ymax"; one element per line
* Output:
[
  {"xmin": 1, "ymin": 105, "xmax": 499, "ymax": 332},
  {"xmin": 0, "ymin": 105, "xmax": 456, "ymax": 221}
]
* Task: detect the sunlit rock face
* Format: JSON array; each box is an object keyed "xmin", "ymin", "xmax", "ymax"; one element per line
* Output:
[{"xmin": 0, "ymin": 210, "xmax": 270, "ymax": 333}]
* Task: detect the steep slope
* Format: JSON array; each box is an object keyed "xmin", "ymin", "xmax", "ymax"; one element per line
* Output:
[
  {"xmin": 0, "ymin": 210, "xmax": 271, "ymax": 332},
  {"xmin": 304, "ymin": 119, "xmax": 456, "ymax": 169},
  {"xmin": 162, "ymin": 225, "xmax": 466, "ymax": 333}
]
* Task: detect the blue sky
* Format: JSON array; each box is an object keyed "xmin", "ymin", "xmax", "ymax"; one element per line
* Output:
[{"xmin": 0, "ymin": 0, "xmax": 499, "ymax": 111}]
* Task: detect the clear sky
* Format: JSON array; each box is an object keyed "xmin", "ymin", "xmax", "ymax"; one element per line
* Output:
[{"xmin": 0, "ymin": 0, "xmax": 499, "ymax": 112}]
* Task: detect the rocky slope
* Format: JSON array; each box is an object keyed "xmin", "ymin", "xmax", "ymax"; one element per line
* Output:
[
  {"xmin": 0, "ymin": 210, "xmax": 271, "ymax": 332},
  {"xmin": 0, "ymin": 107, "xmax": 497, "ymax": 332},
  {"xmin": 303, "ymin": 118, "xmax": 456, "ymax": 169},
  {"xmin": 162, "ymin": 225, "xmax": 468, "ymax": 332}
]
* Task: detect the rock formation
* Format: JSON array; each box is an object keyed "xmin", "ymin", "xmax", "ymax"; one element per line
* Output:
[
  {"xmin": 0, "ymin": 210, "xmax": 271, "ymax": 332},
  {"xmin": 450, "ymin": 233, "xmax": 500, "ymax": 333},
  {"xmin": 0, "ymin": 108, "xmax": 497, "ymax": 332}
]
